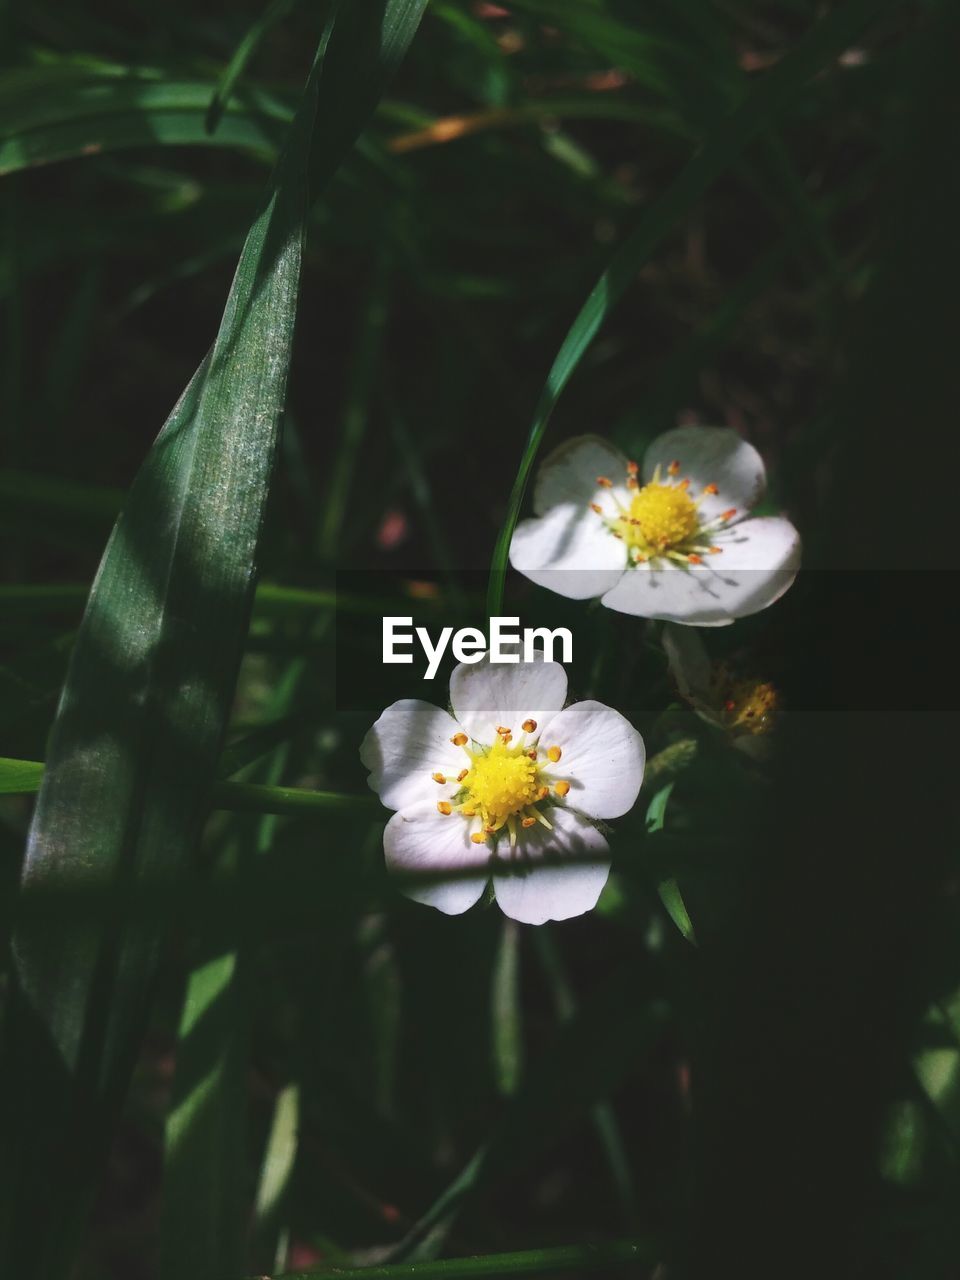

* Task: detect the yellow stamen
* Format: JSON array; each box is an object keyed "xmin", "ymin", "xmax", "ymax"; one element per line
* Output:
[
  {"xmin": 432, "ymin": 772, "xmax": 447, "ymax": 784},
  {"xmin": 437, "ymin": 801, "xmax": 452, "ymax": 815},
  {"xmin": 471, "ymin": 831, "xmax": 488, "ymax": 844},
  {"xmin": 554, "ymin": 780, "xmax": 570, "ymax": 797},
  {"xmin": 546, "ymin": 745, "xmax": 562, "ymax": 762}
]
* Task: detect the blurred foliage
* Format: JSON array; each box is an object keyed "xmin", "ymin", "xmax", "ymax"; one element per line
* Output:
[{"xmin": 1, "ymin": 1, "xmax": 958, "ymax": 1277}]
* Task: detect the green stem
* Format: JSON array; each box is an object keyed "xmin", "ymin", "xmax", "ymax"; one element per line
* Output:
[
  {"xmin": 0, "ymin": 758, "xmax": 378, "ymax": 815},
  {"xmin": 272, "ymin": 1238, "xmax": 658, "ymax": 1279}
]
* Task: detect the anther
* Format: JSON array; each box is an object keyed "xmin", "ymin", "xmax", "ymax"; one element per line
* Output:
[
  {"xmin": 451, "ymin": 732, "xmax": 468, "ymax": 746},
  {"xmin": 537, "ymin": 786, "xmax": 549, "ymax": 800},
  {"xmin": 596, "ymin": 476, "xmax": 613, "ymax": 488},
  {"xmin": 554, "ymin": 781, "xmax": 570, "ymax": 797},
  {"xmin": 522, "ymin": 718, "xmax": 537, "ymax": 732},
  {"xmin": 547, "ymin": 745, "xmax": 562, "ymax": 762},
  {"xmin": 437, "ymin": 801, "xmax": 452, "ymax": 815},
  {"xmin": 521, "ymin": 816, "xmax": 537, "ymax": 828},
  {"xmin": 709, "ymin": 545, "xmax": 722, "ymax": 554},
  {"xmin": 471, "ymin": 831, "xmax": 488, "ymax": 844},
  {"xmin": 721, "ymin": 508, "xmax": 736, "ymax": 521},
  {"xmin": 590, "ymin": 502, "xmax": 603, "ymax": 514},
  {"xmin": 679, "ymin": 478, "xmax": 690, "ymax": 490},
  {"xmin": 668, "ymin": 460, "xmax": 681, "ymax": 476},
  {"xmin": 457, "ymin": 769, "xmax": 468, "ymax": 782},
  {"xmin": 703, "ymin": 482, "xmax": 718, "ymax": 495},
  {"xmin": 527, "ymin": 749, "xmax": 538, "ymax": 760},
  {"xmin": 496, "ymin": 725, "xmax": 512, "ymax": 737},
  {"xmin": 687, "ymin": 554, "xmax": 703, "ymax": 565},
  {"xmin": 627, "ymin": 460, "xmax": 639, "ymax": 475},
  {"xmin": 432, "ymin": 772, "xmax": 447, "ymax": 784}
]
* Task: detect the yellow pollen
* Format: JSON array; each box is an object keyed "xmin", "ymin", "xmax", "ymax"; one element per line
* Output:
[
  {"xmin": 461, "ymin": 739, "xmax": 540, "ymax": 830},
  {"xmin": 723, "ymin": 679, "xmax": 778, "ymax": 736},
  {"xmin": 471, "ymin": 831, "xmax": 488, "ymax": 844},
  {"xmin": 437, "ymin": 801, "xmax": 452, "ymax": 815},
  {"xmin": 554, "ymin": 780, "xmax": 570, "ymax": 797},
  {"xmin": 546, "ymin": 745, "xmax": 562, "ymax": 762},
  {"xmin": 622, "ymin": 481, "xmax": 699, "ymax": 551},
  {"xmin": 451, "ymin": 732, "xmax": 468, "ymax": 746},
  {"xmin": 432, "ymin": 772, "xmax": 447, "ymax": 784},
  {"xmin": 522, "ymin": 718, "xmax": 537, "ymax": 732}
]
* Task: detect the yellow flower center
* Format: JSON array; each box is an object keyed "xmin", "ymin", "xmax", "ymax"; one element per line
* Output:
[
  {"xmin": 723, "ymin": 679, "xmax": 778, "ymax": 735},
  {"xmin": 590, "ymin": 460, "xmax": 736, "ymax": 566},
  {"xmin": 624, "ymin": 482, "xmax": 698, "ymax": 550},
  {"xmin": 431, "ymin": 725, "xmax": 573, "ymax": 845},
  {"xmin": 464, "ymin": 740, "xmax": 539, "ymax": 828}
]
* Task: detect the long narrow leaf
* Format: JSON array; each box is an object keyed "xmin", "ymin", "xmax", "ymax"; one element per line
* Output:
[{"xmin": 0, "ymin": 1, "xmax": 428, "ymax": 1270}]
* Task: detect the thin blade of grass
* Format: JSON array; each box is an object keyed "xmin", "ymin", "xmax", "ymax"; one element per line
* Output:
[
  {"xmin": 486, "ymin": 0, "xmax": 901, "ymax": 616},
  {"xmin": 205, "ymin": 0, "xmax": 298, "ymax": 135},
  {"xmin": 0, "ymin": 0, "xmax": 428, "ymax": 1269}
]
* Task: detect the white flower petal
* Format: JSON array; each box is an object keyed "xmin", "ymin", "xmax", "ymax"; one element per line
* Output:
[
  {"xmin": 449, "ymin": 651, "xmax": 568, "ymax": 746},
  {"xmin": 643, "ymin": 425, "xmax": 766, "ymax": 522},
  {"xmin": 384, "ymin": 804, "xmax": 489, "ymax": 916},
  {"xmin": 360, "ymin": 699, "xmax": 465, "ymax": 810},
  {"xmin": 510, "ymin": 505, "xmax": 627, "ymax": 600},
  {"xmin": 493, "ymin": 806, "xmax": 610, "ymax": 925},
  {"xmin": 541, "ymin": 700, "xmax": 644, "ymax": 819},
  {"xmin": 533, "ymin": 434, "xmax": 630, "ymax": 516},
  {"xmin": 600, "ymin": 515, "xmax": 800, "ymax": 625}
]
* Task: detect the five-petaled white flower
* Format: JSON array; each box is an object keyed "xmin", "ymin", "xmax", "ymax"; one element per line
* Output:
[
  {"xmin": 509, "ymin": 426, "xmax": 801, "ymax": 625},
  {"xmin": 360, "ymin": 654, "xmax": 644, "ymax": 925}
]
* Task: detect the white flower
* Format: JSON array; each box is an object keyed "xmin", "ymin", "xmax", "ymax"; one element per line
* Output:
[
  {"xmin": 662, "ymin": 623, "xmax": 777, "ymax": 758},
  {"xmin": 509, "ymin": 426, "xmax": 801, "ymax": 625},
  {"xmin": 359, "ymin": 653, "xmax": 645, "ymax": 925}
]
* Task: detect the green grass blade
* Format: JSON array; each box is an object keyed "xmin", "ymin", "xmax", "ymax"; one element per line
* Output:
[
  {"xmin": 1, "ymin": 0, "xmax": 428, "ymax": 1268},
  {"xmin": 274, "ymin": 1238, "xmax": 660, "ymax": 1279},
  {"xmin": 646, "ymin": 782, "xmax": 696, "ymax": 945},
  {"xmin": 0, "ymin": 69, "xmax": 292, "ymax": 175},
  {"xmin": 205, "ymin": 0, "xmax": 298, "ymax": 134},
  {"xmin": 0, "ymin": 756, "xmax": 378, "ymax": 812},
  {"xmin": 1, "ymin": 40, "xmax": 317, "ymax": 1266},
  {"xmin": 486, "ymin": 0, "xmax": 901, "ymax": 616},
  {"xmin": 160, "ymin": 948, "xmax": 248, "ymax": 1280}
]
